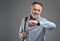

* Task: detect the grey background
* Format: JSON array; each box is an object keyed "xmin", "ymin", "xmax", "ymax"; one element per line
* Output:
[{"xmin": 0, "ymin": 0, "xmax": 59, "ymax": 41}]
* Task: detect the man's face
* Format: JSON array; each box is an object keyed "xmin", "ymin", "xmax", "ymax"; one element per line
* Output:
[{"xmin": 30, "ymin": 4, "xmax": 42, "ymax": 18}]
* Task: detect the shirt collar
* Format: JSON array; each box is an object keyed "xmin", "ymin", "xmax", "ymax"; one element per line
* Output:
[{"xmin": 28, "ymin": 15, "xmax": 41, "ymax": 21}]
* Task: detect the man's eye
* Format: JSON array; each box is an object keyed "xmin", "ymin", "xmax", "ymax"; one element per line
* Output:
[{"xmin": 38, "ymin": 10, "xmax": 40, "ymax": 11}]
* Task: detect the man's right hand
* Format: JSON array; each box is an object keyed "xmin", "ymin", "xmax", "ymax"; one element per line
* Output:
[{"xmin": 22, "ymin": 32, "xmax": 26, "ymax": 38}]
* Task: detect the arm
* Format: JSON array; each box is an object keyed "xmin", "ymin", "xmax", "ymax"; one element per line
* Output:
[
  {"xmin": 40, "ymin": 18, "xmax": 56, "ymax": 30},
  {"xmin": 19, "ymin": 18, "xmax": 24, "ymax": 40},
  {"xmin": 43, "ymin": 21, "xmax": 56, "ymax": 29}
]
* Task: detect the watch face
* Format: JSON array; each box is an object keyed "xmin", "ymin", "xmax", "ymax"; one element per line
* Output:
[{"xmin": 37, "ymin": 22, "xmax": 40, "ymax": 26}]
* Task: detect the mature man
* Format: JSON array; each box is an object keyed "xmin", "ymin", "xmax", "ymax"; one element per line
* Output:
[{"xmin": 19, "ymin": 1, "xmax": 56, "ymax": 41}]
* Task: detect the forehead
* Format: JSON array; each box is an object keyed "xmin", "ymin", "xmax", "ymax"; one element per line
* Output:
[{"xmin": 31, "ymin": 4, "xmax": 42, "ymax": 9}]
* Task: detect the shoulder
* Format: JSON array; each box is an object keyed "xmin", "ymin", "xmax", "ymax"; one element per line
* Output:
[
  {"xmin": 39, "ymin": 16, "xmax": 49, "ymax": 22},
  {"xmin": 21, "ymin": 16, "xmax": 29, "ymax": 21},
  {"xmin": 39, "ymin": 16, "xmax": 55, "ymax": 25},
  {"xmin": 40, "ymin": 17, "xmax": 56, "ymax": 26}
]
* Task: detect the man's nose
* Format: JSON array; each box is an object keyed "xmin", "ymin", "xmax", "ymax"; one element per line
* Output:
[{"xmin": 35, "ymin": 10, "xmax": 38, "ymax": 13}]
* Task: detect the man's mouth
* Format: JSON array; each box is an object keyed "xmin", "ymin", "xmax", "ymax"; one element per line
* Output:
[{"xmin": 32, "ymin": 14, "xmax": 39, "ymax": 18}]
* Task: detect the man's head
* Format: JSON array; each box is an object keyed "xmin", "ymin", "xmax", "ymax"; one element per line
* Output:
[{"xmin": 30, "ymin": 1, "xmax": 43, "ymax": 18}]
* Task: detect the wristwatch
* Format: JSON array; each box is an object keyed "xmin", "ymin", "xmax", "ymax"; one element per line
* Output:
[{"xmin": 37, "ymin": 21, "xmax": 40, "ymax": 26}]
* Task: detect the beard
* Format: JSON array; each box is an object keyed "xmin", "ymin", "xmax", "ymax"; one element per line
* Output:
[{"xmin": 31, "ymin": 13, "xmax": 40, "ymax": 18}]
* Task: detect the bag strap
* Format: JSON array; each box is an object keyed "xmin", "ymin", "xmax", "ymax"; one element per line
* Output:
[
  {"xmin": 24, "ymin": 17, "xmax": 28, "ymax": 32},
  {"xmin": 23, "ymin": 17, "xmax": 28, "ymax": 41}
]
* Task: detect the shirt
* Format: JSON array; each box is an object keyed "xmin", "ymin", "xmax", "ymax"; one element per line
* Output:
[{"xmin": 19, "ymin": 16, "xmax": 56, "ymax": 41}]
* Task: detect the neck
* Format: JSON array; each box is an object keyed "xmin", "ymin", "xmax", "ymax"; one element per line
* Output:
[{"xmin": 30, "ymin": 15, "xmax": 36, "ymax": 20}]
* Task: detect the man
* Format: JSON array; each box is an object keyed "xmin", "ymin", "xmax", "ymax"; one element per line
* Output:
[{"xmin": 19, "ymin": 1, "xmax": 56, "ymax": 41}]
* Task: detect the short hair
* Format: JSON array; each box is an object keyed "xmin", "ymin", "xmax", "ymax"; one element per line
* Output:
[{"xmin": 32, "ymin": 1, "xmax": 43, "ymax": 7}]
